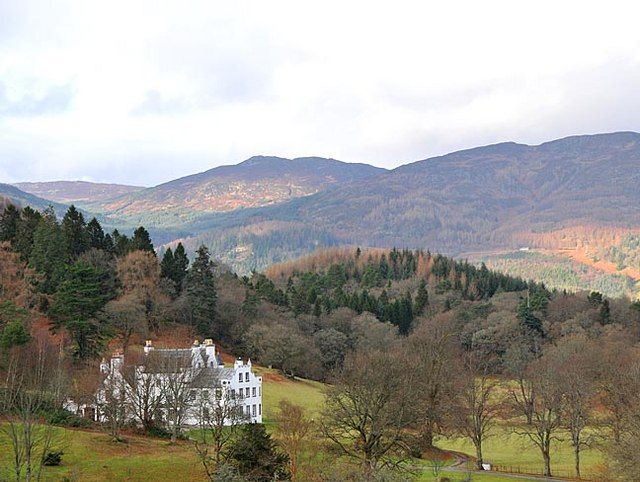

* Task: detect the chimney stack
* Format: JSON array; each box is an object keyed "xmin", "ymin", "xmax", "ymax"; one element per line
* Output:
[{"xmin": 144, "ymin": 340, "xmax": 154, "ymax": 354}]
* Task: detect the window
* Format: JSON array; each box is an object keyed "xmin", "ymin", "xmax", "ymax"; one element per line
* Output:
[
  {"xmin": 215, "ymin": 388, "xmax": 222, "ymax": 399},
  {"xmin": 202, "ymin": 389, "xmax": 209, "ymax": 399},
  {"xmin": 259, "ymin": 404, "xmax": 262, "ymax": 415},
  {"xmin": 238, "ymin": 372, "xmax": 243, "ymax": 382},
  {"xmin": 238, "ymin": 388, "xmax": 243, "ymax": 398},
  {"xmin": 202, "ymin": 407, "xmax": 209, "ymax": 420},
  {"xmin": 189, "ymin": 390, "xmax": 196, "ymax": 401},
  {"xmin": 258, "ymin": 387, "xmax": 261, "ymax": 396},
  {"xmin": 252, "ymin": 387, "xmax": 256, "ymax": 397},
  {"xmin": 231, "ymin": 389, "xmax": 236, "ymax": 398},
  {"xmin": 252, "ymin": 404, "xmax": 256, "ymax": 417},
  {"xmin": 245, "ymin": 405, "xmax": 250, "ymax": 416},
  {"xmin": 245, "ymin": 372, "xmax": 249, "ymax": 382}
]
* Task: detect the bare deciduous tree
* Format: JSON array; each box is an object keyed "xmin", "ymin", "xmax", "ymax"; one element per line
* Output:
[
  {"xmin": 513, "ymin": 354, "xmax": 564, "ymax": 478},
  {"xmin": 407, "ymin": 314, "xmax": 459, "ymax": 449},
  {"xmin": 157, "ymin": 352, "xmax": 194, "ymax": 443},
  {"xmin": 453, "ymin": 354, "xmax": 501, "ymax": 470},
  {"xmin": 0, "ymin": 340, "xmax": 66, "ymax": 482},
  {"xmin": 274, "ymin": 400, "xmax": 314, "ymax": 481},
  {"xmin": 193, "ymin": 376, "xmax": 247, "ymax": 480},
  {"xmin": 321, "ymin": 350, "xmax": 416, "ymax": 478}
]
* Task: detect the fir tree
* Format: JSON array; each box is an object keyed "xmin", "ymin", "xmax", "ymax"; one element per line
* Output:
[
  {"xmin": 14, "ymin": 207, "xmax": 41, "ymax": 260},
  {"xmin": 29, "ymin": 207, "xmax": 67, "ymax": 294},
  {"xmin": 0, "ymin": 203, "xmax": 20, "ymax": 243},
  {"xmin": 185, "ymin": 245, "xmax": 218, "ymax": 335},
  {"xmin": 131, "ymin": 226, "xmax": 154, "ymax": 254},
  {"xmin": 86, "ymin": 217, "xmax": 106, "ymax": 250},
  {"xmin": 51, "ymin": 262, "xmax": 111, "ymax": 359},
  {"xmin": 62, "ymin": 205, "xmax": 89, "ymax": 259},
  {"xmin": 160, "ymin": 247, "xmax": 175, "ymax": 279},
  {"xmin": 414, "ymin": 279, "xmax": 429, "ymax": 315},
  {"xmin": 172, "ymin": 243, "xmax": 189, "ymax": 292},
  {"xmin": 228, "ymin": 423, "xmax": 289, "ymax": 481}
]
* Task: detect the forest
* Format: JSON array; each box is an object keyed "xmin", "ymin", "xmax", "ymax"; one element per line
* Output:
[{"xmin": 2, "ymin": 203, "xmax": 640, "ymax": 480}]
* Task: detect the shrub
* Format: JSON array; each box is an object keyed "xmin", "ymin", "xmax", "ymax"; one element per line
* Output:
[
  {"xmin": 43, "ymin": 450, "xmax": 64, "ymax": 466},
  {"xmin": 45, "ymin": 408, "xmax": 92, "ymax": 428}
]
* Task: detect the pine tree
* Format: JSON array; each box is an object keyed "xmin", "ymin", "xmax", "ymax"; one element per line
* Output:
[
  {"xmin": 51, "ymin": 262, "xmax": 111, "ymax": 359},
  {"xmin": 29, "ymin": 207, "xmax": 67, "ymax": 294},
  {"xmin": 228, "ymin": 423, "xmax": 289, "ymax": 481},
  {"xmin": 62, "ymin": 205, "xmax": 89, "ymax": 258},
  {"xmin": 0, "ymin": 203, "xmax": 20, "ymax": 243},
  {"xmin": 184, "ymin": 245, "xmax": 218, "ymax": 335},
  {"xmin": 112, "ymin": 229, "xmax": 130, "ymax": 256},
  {"xmin": 414, "ymin": 279, "xmax": 429, "ymax": 315},
  {"xmin": 131, "ymin": 226, "xmax": 154, "ymax": 254},
  {"xmin": 14, "ymin": 207, "xmax": 41, "ymax": 260},
  {"xmin": 160, "ymin": 247, "xmax": 175, "ymax": 279},
  {"xmin": 172, "ymin": 243, "xmax": 189, "ymax": 292},
  {"xmin": 86, "ymin": 217, "xmax": 106, "ymax": 250}
]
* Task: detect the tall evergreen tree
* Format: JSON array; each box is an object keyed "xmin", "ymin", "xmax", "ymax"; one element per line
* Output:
[
  {"xmin": 86, "ymin": 217, "xmax": 106, "ymax": 250},
  {"xmin": 131, "ymin": 226, "xmax": 154, "ymax": 254},
  {"xmin": 51, "ymin": 262, "xmax": 111, "ymax": 359},
  {"xmin": 112, "ymin": 229, "xmax": 130, "ymax": 256},
  {"xmin": 414, "ymin": 279, "xmax": 429, "ymax": 315},
  {"xmin": 62, "ymin": 205, "xmax": 90, "ymax": 258},
  {"xmin": 184, "ymin": 245, "xmax": 218, "ymax": 335},
  {"xmin": 0, "ymin": 203, "xmax": 20, "ymax": 243},
  {"xmin": 228, "ymin": 423, "xmax": 289, "ymax": 481},
  {"xmin": 13, "ymin": 207, "xmax": 41, "ymax": 260},
  {"xmin": 29, "ymin": 207, "xmax": 67, "ymax": 294},
  {"xmin": 172, "ymin": 242, "xmax": 189, "ymax": 291},
  {"xmin": 160, "ymin": 247, "xmax": 175, "ymax": 279}
]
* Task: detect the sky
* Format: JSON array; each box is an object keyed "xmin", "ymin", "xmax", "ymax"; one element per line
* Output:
[{"xmin": 1, "ymin": 0, "xmax": 640, "ymax": 186}]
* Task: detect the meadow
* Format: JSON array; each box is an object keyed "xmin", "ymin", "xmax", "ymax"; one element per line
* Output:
[{"xmin": 0, "ymin": 372, "xmax": 608, "ymax": 481}]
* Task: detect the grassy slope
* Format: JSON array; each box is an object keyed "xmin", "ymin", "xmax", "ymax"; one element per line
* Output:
[
  {"xmin": 0, "ymin": 372, "xmax": 325, "ymax": 481},
  {"xmin": 0, "ymin": 373, "xmax": 606, "ymax": 481}
]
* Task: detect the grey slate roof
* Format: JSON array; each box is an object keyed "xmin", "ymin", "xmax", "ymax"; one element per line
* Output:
[{"xmin": 189, "ymin": 367, "xmax": 236, "ymax": 388}]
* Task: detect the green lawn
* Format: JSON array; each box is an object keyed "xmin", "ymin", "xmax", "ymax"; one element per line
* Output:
[
  {"xmin": 256, "ymin": 367, "xmax": 327, "ymax": 420},
  {"xmin": 0, "ymin": 373, "xmax": 327, "ymax": 481},
  {"xmin": 435, "ymin": 425, "xmax": 605, "ymax": 479}
]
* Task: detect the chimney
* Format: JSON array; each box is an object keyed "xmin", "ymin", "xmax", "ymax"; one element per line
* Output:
[
  {"xmin": 234, "ymin": 357, "xmax": 244, "ymax": 369},
  {"xmin": 143, "ymin": 340, "xmax": 154, "ymax": 354},
  {"xmin": 191, "ymin": 339, "xmax": 201, "ymax": 364}
]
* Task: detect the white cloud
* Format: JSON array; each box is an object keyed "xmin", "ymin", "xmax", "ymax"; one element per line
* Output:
[{"xmin": 1, "ymin": 0, "xmax": 640, "ymax": 185}]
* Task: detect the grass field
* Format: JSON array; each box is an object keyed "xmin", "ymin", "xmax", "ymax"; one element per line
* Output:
[
  {"xmin": 0, "ymin": 373, "xmax": 609, "ymax": 481},
  {"xmin": 435, "ymin": 426, "xmax": 605, "ymax": 479},
  {"xmin": 0, "ymin": 372, "xmax": 327, "ymax": 482}
]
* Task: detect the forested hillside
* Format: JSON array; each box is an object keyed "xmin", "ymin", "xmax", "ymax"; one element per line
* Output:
[
  {"xmin": 4, "ymin": 201, "xmax": 640, "ymax": 479},
  {"xmin": 88, "ymin": 156, "xmax": 384, "ymax": 222},
  {"xmin": 173, "ymin": 132, "xmax": 640, "ymax": 272}
]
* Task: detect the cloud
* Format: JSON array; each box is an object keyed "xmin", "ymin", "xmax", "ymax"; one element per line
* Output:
[
  {"xmin": 1, "ymin": 0, "xmax": 640, "ymax": 186},
  {"xmin": 0, "ymin": 82, "xmax": 74, "ymax": 117}
]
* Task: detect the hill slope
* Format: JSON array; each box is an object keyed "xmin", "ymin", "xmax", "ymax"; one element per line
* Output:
[
  {"xmin": 14, "ymin": 181, "xmax": 144, "ymax": 204},
  {"xmin": 173, "ymin": 132, "xmax": 640, "ymax": 273},
  {"xmin": 91, "ymin": 156, "xmax": 385, "ymax": 222},
  {"xmin": 0, "ymin": 183, "xmax": 70, "ymax": 213}
]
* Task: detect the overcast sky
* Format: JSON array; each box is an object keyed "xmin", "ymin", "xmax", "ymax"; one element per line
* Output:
[{"xmin": 1, "ymin": 0, "xmax": 640, "ymax": 186}]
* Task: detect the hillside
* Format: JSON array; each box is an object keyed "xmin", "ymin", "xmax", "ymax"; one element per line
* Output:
[
  {"xmin": 14, "ymin": 180, "xmax": 144, "ymax": 204},
  {"xmin": 90, "ymin": 156, "xmax": 385, "ymax": 223},
  {"xmin": 0, "ymin": 183, "xmax": 70, "ymax": 213},
  {"xmin": 171, "ymin": 132, "xmax": 640, "ymax": 273}
]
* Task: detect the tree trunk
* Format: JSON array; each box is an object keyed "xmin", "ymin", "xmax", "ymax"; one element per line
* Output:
[
  {"xmin": 543, "ymin": 450, "xmax": 552, "ymax": 478},
  {"xmin": 475, "ymin": 443, "xmax": 484, "ymax": 470},
  {"xmin": 574, "ymin": 444, "xmax": 581, "ymax": 479}
]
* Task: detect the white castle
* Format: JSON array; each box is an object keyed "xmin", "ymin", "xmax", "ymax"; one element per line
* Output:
[{"xmin": 68, "ymin": 339, "xmax": 262, "ymax": 427}]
